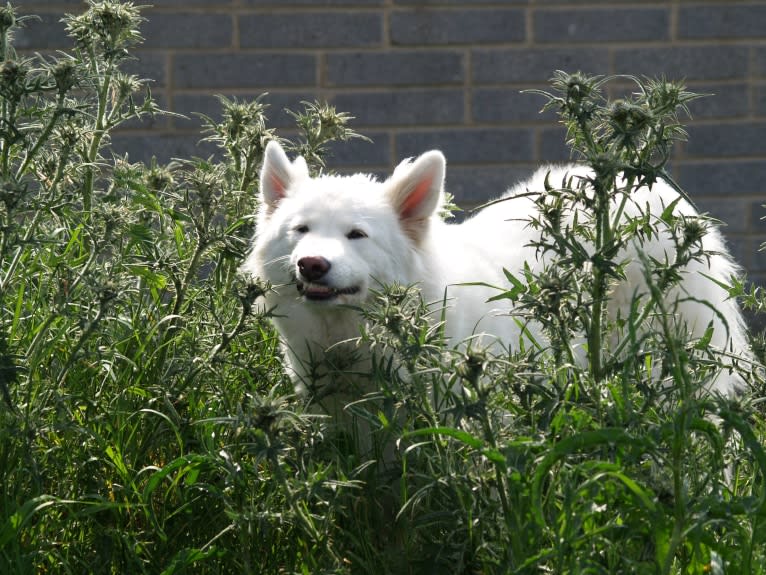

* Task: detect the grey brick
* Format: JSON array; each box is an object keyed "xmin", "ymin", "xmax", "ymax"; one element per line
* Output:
[
  {"xmin": 446, "ymin": 165, "xmax": 539, "ymax": 206},
  {"xmin": 326, "ymin": 51, "xmax": 463, "ymax": 87},
  {"xmin": 390, "ymin": 9, "xmax": 524, "ymax": 46},
  {"xmin": 727, "ymin": 235, "xmax": 753, "ymax": 271},
  {"xmin": 756, "ymin": 85, "xmax": 766, "ymax": 117},
  {"xmin": 171, "ymin": 93, "xmax": 234, "ymax": 130},
  {"xmin": 117, "ymin": 92, "xmax": 171, "ymax": 131},
  {"xmin": 330, "ymin": 90, "xmax": 464, "ymax": 126},
  {"xmin": 239, "ymin": 12, "xmax": 382, "ymax": 49},
  {"xmin": 110, "ymin": 133, "xmax": 220, "ymax": 165},
  {"xmin": 396, "ymin": 128, "xmax": 535, "ymax": 164},
  {"xmin": 123, "ymin": 52, "xmax": 168, "ymax": 89},
  {"xmin": 173, "ymin": 53, "xmax": 316, "ymax": 89},
  {"xmin": 685, "ymin": 84, "xmax": 749, "ymax": 119},
  {"xmin": 755, "ymin": 48, "xmax": 766, "ymax": 77},
  {"xmin": 679, "ymin": 5, "xmax": 766, "ymax": 39},
  {"xmin": 472, "ymin": 48, "xmax": 608, "ymax": 84},
  {"xmin": 472, "ymin": 87, "xmax": 558, "ymax": 123},
  {"xmin": 142, "ymin": 13, "xmax": 232, "ymax": 49},
  {"xmin": 695, "ymin": 198, "xmax": 750, "ymax": 235},
  {"xmin": 325, "ymin": 134, "xmax": 391, "ymax": 168},
  {"xmin": 395, "ymin": 0, "xmax": 527, "ymax": 4},
  {"xmin": 603, "ymin": 82, "xmax": 749, "ymax": 120},
  {"xmin": 534, "ymin": 8, "xmax": 669, "ymax": 43},
  {"xmin": 751, "ymin": 202, "xmax": 766, "ymax": 232},
  {"xmin": 168, "ymin": 97, "xmax": 386, "ymax": 164},
  {"xmin": 172, "ymin": 92, "xmax": 320, "ymax": 130},
  {"xmin": 744, "ymin": 304, "xmax": 766, "ymax": 333},
  {"xmin": 143, "ymin": 0, "xmax": 232, "ymax": 5},
  {"xmin": 538, "ymin": 127, "xmax": 574, "ymax": 163},
  {"xmin": 20, "ymin": 1, "xmax": 82, "ymax": 5},
  {"xmin": 244, "ymin": 0, "xmax": 383, "ymax": 4},
  {"xmin": 614, "ymin": 46, "xmax": 748, "ymax": 81},
  {"xmin": 14, "ymin": 12, "xmax": 70, "ymax": 50},
  {"xmin": 676, "ymin": 161, "xmax": 766, "ymax": 197},
  {"xmin": 536, "ymin": 0, "xmax": 641, "ymax": 3},
  {"xmin": 685, "ymin": 123, "xmax": 766, "ymax": 158},
  {"xmin": 746, "ymin": 235, "xmax": 766, "ymax": 272}
]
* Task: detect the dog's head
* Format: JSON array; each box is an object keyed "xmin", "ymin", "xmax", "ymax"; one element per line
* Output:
[{"xmin": 244, "ymin": 141, "xmax": 446, "ymax": 306}]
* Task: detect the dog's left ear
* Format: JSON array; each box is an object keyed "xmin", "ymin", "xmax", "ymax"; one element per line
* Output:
[
  {"xmin": 388, "ymin": 150, "xmax": 446, "ymax": 241},
  {"xmin": 259, "ymin": 141, "xmax": 309, "ymax": 214}
]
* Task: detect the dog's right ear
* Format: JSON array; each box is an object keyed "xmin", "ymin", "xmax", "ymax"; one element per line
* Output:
[{"xmin": 259, "ymin": 141, "xmax": 308, "ymax": 213}]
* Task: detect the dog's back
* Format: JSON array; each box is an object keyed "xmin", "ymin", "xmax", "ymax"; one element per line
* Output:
[{"xmin": 419, "ymin": 164, "xmax": 751, "ymax": 393}]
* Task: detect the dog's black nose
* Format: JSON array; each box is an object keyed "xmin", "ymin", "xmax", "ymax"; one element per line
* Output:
[{"xmin": 298, "ymin": 256, "xmax": 331, "ymax": 281}]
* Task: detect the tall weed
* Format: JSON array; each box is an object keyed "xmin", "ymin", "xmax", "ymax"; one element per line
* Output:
[
  {"xmin": 0, "ymin": 2, "xmax": 361, "ymax": 572},
  {"xmin": 0, "ymin": 2, "xmax": 764, "ymax": 574}
]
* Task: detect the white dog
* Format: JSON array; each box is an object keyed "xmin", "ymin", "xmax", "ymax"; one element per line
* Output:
[{"xmin": 241, "ymin": 141, "xmax": 751, "ymax": 408}]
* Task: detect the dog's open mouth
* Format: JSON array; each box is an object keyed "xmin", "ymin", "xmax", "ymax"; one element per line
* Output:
[{"xmin": 297, "ymin": 281, "xmax": 360, "ymax": 301}]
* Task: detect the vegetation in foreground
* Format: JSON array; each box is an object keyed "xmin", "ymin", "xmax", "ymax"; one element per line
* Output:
[{"xmin": 1, "ymin": 2, "xmax": 765, "ymax": 573}]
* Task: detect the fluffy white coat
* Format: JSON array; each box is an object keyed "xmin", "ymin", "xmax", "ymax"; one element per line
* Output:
[{"xmin": 241, "ymin": 141, "xmax": 752, "ymax": 402}]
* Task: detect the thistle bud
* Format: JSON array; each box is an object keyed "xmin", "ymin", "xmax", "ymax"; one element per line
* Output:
[
  {"xmin": 0, "ymin": 59, "xmax": 26, "ymax": 100},
  {"xmin": 52, "ymin": 60, "xmax": 77, "ymax": 94},
  {"xmin": 682, "ymin": 219, "xmax": 707, "ymax": 248},
  {"xmin": 0, "ymin": 4, "xmax": 16, "ymax": 35}
]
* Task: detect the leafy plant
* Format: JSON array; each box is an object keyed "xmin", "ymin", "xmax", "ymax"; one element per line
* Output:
[
  {"xmin": 0, "ymin": 2, "xmax": 365, "ymax": 573},
  {"xmin": 349, "ymin": 73, "xmax": 766, "ymax": 574},
  {"xmin": 0, "ymin": 2, "xmax": 764, "ymax": 574}
]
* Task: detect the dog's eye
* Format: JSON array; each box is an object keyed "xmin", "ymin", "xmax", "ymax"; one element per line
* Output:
[
  {"xmin": 346, "ymin": 229, "xmax": 367, "ymax": 240},
  {"xmin": 293, "ymin": 225, "xmax": 309, "ymax": 234}
]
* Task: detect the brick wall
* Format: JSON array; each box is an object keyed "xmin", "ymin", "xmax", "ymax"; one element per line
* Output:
[{"xmin": 16, "ymin": 0, "xmax": 766, "ymax": 281}]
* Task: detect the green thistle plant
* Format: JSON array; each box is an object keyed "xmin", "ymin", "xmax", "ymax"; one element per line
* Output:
[
  {"xmin": 0, "ymin": 3, "xmax": 370, "ymax": 573},
  {"xmin": 0, "ymin": 2, "xmax": 764, "ymax": 573}
]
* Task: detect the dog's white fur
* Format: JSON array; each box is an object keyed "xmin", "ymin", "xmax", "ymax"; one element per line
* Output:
[{"xmin": 241, "ymin": 141, "xmax": 751, "ymax": 402}]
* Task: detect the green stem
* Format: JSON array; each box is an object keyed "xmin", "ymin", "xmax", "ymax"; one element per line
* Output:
[
  {"xmin": 661, "ymin": 410, "xmax": 688, "ymax": 574},
  {"xmin": 587, "ymin": 178, "xmax": 611, "ymax": 381},
  {"xmin": 173, "ymin": 238, "xmax": 207, "ymax": 317},
  {"xmin": 206, "ymin": 301, "xmax": 249, "ymax": 364},
  {"xmin": 1, "ymin": 99, "xmax": 18, "ymax": 176},
  {"xmin": 14, "ymin": 94, "xmax": 67, "ymax": 180},
  {"xmin": 55, "ymin": 302, "xmax": 106, "ymax": 386},
  {"xmin": 45, "ymin": 144, "xmax": 73, "ymax": 197},
  {"xmin": 82, "ymin": 60, "xmax": 114, "ymax": 212},
  {"xmin": 153, "ymin": 238, "xmax": 208, "ymax": 377},
  {"xmin": 572, "ymin": 109, "xmax": 612, "ymax": 382},
  {"xmin": 237, "ymin": 151, "xmax": 251, "ymax": 193}
]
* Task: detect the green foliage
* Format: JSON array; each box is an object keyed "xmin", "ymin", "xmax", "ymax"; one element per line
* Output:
[
  {"xmin": 0, "ymin": 3, "xmax": 765, "ymax": 574},
  {"xmin": 0, "ymin": 2, "xmax": 363, "ymax": 572}
]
